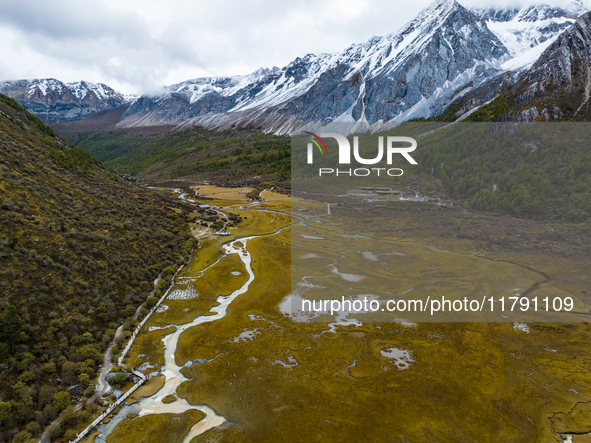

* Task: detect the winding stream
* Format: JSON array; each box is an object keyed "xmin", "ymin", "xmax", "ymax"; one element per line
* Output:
[{"xmin": 94, "ymin": 229, "xmax": 279, "ymax": 442}]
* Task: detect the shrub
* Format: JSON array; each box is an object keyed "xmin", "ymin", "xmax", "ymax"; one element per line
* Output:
[
  {"xmin": 52, "ymin": 391, "xmax": 71, "ymax": 412},
  {"xmin": 109, "ymin": 372, "xmax": 129, "ymax": 387}
]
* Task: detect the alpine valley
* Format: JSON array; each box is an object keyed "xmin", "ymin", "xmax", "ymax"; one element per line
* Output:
[{"xmin": 2, "ymin": 1, "xmax": 591, "ymax": 443}]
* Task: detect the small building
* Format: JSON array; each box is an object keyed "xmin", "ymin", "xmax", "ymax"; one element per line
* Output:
[
  {"xmin": 361, "ymin": 187, "xmax": 392, "ymax": 191},
  {"xmin": 400, "ymin": 194, "xmax": 426, "ymax": 202},
  {"xmin": 376, "ymin": 190, "xmax": 401, "ymax": 195}
]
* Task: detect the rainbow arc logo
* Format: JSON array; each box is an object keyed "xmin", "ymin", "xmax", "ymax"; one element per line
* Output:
[{"xmin": 304, "ymin": 132, "xmax": 328, "ymax": 155}]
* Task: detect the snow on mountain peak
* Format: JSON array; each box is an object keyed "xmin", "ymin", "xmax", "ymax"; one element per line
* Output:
[
  {"xmin": 0, "ymin": 78, "xmax": 128, "ymax": 123},
  {"xmin": 516, "ymin": 4, "xmax": 577, "ymax": 22},
  {"xmin": 423, "ymin": 0, "xmax": 461, "ymax": 15},
  {"xmin": 402, "ymin": 0, "xmax": 463, "ymax": 32},
  {"xmin": 0, "ymin": 78, "xmax": 127, "ymax": 103},
  {"xmin": 3, "ymin": 0, "xmax": 584, "ymax": 129},
  {"xmin": 478, "ymin": 2, "xmax": 578, "ymax": 61}
]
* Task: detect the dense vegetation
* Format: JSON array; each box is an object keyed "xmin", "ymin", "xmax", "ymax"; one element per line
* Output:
[
  {"xmin": 0, "ymin": 94, "xmax": 203, "ymax": 442},
  {"xmin": 292, "ymin": 122, "xmax": 591, "ymax": 222},
  {"xmin": 69, "ymin": 125, "xmax": 291, "ymax": 183},
  {"xmin": 412, "ymin": 123, "xmax": 591, "ymax": 221}
]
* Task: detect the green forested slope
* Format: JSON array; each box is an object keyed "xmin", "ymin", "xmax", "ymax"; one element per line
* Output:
[
  {"xmin": 68, "ymin": 125, "xmax": 291, "ymax": 182},
  {"xmin": 0, "ymin": 94, "xmax": 199, "ymax": 442},
  {"xmin": 292, "ymin": 122, "xmax": 591, "ymax": 223},
  {"xmin": 411, "ymin": 123, "xmax": 591, "ymax": 222}
]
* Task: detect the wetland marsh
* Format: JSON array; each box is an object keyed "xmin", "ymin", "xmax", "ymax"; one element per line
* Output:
[{"xmin": 95, "ymin": 188, "xmax": 591, "ymax": 443}]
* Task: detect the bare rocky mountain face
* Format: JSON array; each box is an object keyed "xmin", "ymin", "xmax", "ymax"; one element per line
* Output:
[
  {"xmin": 0, "ymin": 78, "xmax": 129, "ymax": 124},
  {"xmin": 519, "ymin": 9, "xmax": 591, "ymax": 121},
  {"xmin": 442, "ymin": 7, "xmax": 591, "ymax": 122},
  {"xmin": 113, "ymin": 0, "xmax": 585, "ymax": 132},
  {"xmin": 0, "ymin": 0, "xmax": 587, "ymax": 130}
]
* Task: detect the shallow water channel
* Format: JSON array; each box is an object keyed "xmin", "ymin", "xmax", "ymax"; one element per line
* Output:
[{"xmin": 95, "ymin": 235, "xmax": 258, "ymax": 442}]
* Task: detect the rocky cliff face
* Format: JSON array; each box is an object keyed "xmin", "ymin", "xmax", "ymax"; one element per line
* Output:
[
  {"xmin": 510, "ymin": 10, "xmax": 591, "ymax": 121},
  {"xmin": 441, "ymin": 8, "xmax": 591, "ymax": 122},
  {"xmin": 117, "ymin": 0, "xmax": 584, "ymax": 131},
  {"xmin": 279, "ymin": 0, "xmax": 509, "ymax": 123},
  {"xmin": 0, "ymin": 79, "xmax": 128, "ymax": 123}
]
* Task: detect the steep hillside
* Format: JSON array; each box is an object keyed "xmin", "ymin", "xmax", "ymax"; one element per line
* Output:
[
  {"xmin": 409, "ymin": 122, "xmax": 591, "ymax": 221},
  {"xmin": 51, "ymin": 104, "xmax": 133, "ymax": 140},
  {"xmin": 0, "ymin": 79, "xmax": 128, "ymax": 124},
  {"xmin": 56, "ymin": 125, "xmax": 176, "ymax": 165},
  {"xmin": 0, "ymin": 94, "xmax": 203, "ymax": 442},
  {"xmin": 438, "ymin": 10, "xmax": 591, "ymax": 122},
  {"xmin": 71, "ymin": 125, "xmax": 290, "ymax": 184}
]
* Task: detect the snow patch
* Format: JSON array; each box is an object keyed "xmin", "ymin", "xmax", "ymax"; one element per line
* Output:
[{"xmin": 513, "ymin": 322, "xmax": 530, "ymax": 333}]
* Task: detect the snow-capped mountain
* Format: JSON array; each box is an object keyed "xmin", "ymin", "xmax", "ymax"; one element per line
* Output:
[
  {"xmin": 0, "ymin": 78, "xmax": 128, "ymax": 123},
  {"xmin": 119, "ymin": 0, "xmax": 507, "ymax": 129},
  {"xmin": 476, "ymin": 1, "xmax": 583, "ymax": 68},
  {"xmin": 0, "ymin": 0, "xmax": 587, "ymax": 130},
  {"xmin": 117, "ymin": 0, "xmax": 584, "ymax": 132},
  {"xmin": 442, "ymin": 7, "xmax": 591, "ymax": 122}
]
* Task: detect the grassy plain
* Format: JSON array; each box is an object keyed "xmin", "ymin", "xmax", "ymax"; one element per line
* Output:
[
  {"xmin": 207, "ymin": 199, "xmax": 249, "ymax": 209},
  {"xmin": 128, "ymin": 375, "xmax": 166, "ymax": 404},
  {"xmin": 260, "ymin": 189, "xmax": 291, "ymax": 201},
  {"xmin": 109, "ymin": 203, "xmax": 591, "ymax": 442},
  {"xmin": 257, "ymin": 201, "xmax": 293, "ymax": 212},
  {"xmin": 173, "ymin": 227, "xmax": 591, "ymax": 442},
  {"xmin": 105, "ymin": 410, "xmax": 205, "ymax": 443},
  {"xmin": 127, "ymin": 326, "xmax": 176, "ymax": 369},
  {"xmin": 228, "ymin": 209, "xmax": 292, "ymax": 238},
  {"xmin": 195, "ymin": 185, "xmax": 251, "ymax": 201},
  {"xmin": 147, "ymin": 252, "xmax": 249, "ymax": 328},
  {"xmin": 82, "ymin": 432, "xmax": 101, "ymax": 443}
]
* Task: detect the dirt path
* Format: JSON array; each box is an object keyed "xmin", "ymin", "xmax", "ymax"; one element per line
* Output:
[
  {"xmin": 90, "ymin": 325, "xmax": 123, "ymax": 403},
  {"xmin": 39, "ymin": 325, "xmax": 123, "ymax": 443},
  {"xmin": 191, "ymin": 225, "xmax": 210, "ymax": 239}
]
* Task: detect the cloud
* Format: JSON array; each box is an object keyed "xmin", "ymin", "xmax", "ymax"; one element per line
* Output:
[
  {"xmin": 0, "ymin": 0, "xmax": 206, "ymax": 93},
  {"xmin": 460, "ymin": 0, "xmax": 591, "ymax": 8},
  {"xmin": 0, "ymin": 0, "xmax": 440, "ymax": 93},
  {"xmin": 0, "ymin": 0, "xmax": 588, "ymax": 94}
]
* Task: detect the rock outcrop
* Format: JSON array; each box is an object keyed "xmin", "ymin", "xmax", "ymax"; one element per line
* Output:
[{"xmin": 0, "ymin": 79, "xmax": 128, "ymax": 123}]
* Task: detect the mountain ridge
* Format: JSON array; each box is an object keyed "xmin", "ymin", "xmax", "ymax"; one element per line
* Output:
[
  {"xmin": 117, "ymin": 0, "xmax": 512, "ymax": 131},
  {"xmin": 0, "ymin": 0, "xmax": 587, "ymax": 131},
  {"xmin": 436, "ymin": 8, "xmax": 591, "ymax": 122},
  {"xmin": 0, "ymin": 79, "xmax": 129, "ymax": 124}
]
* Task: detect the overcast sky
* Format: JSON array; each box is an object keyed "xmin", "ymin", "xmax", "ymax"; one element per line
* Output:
[{"xmin": 0, "ymin": 0, "xmax": 587, "ymax": 95}]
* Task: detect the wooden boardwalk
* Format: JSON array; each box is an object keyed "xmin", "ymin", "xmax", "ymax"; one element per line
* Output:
[
  {"xmin": 117, "ymin": 252, "xmax": 191, "ymax": 366},
  {"xmin": 71, "ymin": 372, "xmax": 147, "ymax": 443},
  {"xmin": 69, "ymin": 248, "xmax": 195, "ymax": 442}
]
